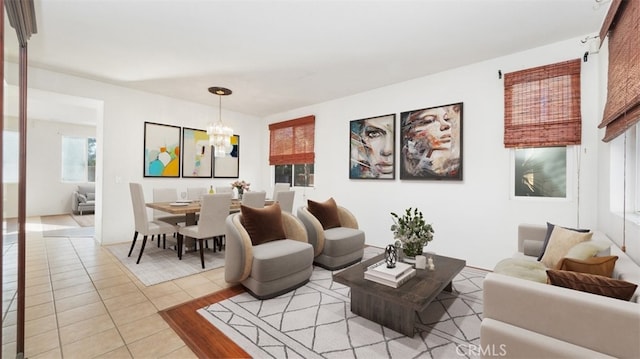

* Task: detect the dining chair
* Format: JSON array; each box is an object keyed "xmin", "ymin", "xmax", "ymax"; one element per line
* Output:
[
  {"xmin": 187, "ymin": 187, "xmax": 207, "ymax": 200},
  {"xmin": 274, "ymin": 190, "xmax": 295, "ymax": 213},
  {"xmin": 178, "ymin": 193, "xmax": 233, "ymax": 269},
  {"xmin": 128, "ymin": 183, "xmax": 179, "ymax": 264},
  {"xmin": 152, "ymin": 187, "xmax": 184, "ymax": 248},
  {"xmin": 272, "ymin": 182, "xmax": 290, "ymax": 199},
  {"xmin": 241, "ymin": 191, "xmax": 267, "ymax": 208},
  {"xmin": 215, "ymin": 186, "xmax": 233, "ymax": 194}
]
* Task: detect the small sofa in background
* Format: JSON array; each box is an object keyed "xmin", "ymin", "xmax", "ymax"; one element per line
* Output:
[
  {"xmin": 72, "ymin": 183, "xmax": 95, "ymax": 215},
  {"xmin": 481, "ymin": 223, "xmax": 640, "ymax": 358}
]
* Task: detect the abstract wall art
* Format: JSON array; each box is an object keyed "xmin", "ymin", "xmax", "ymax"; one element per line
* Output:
[
  {"xmin": 214, "ymin": 134, "xmax": 240, "ymax": 178},
  {"xmin": 181, "ymin": 127, "xmax": 212, "ymax": 178},
  {"xmin": 143, "ymin": 122, "xmax": 181, "ymax": 178}
]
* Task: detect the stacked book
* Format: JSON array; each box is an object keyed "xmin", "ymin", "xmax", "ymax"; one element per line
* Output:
[{"xmin": 364, "ymin": 260, "xmax": 416, "ymax": 288}]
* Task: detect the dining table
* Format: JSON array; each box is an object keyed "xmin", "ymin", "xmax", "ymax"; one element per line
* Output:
[{"xmin": 146, "ymin": 198, "xmax": 275, "ymax": 226}]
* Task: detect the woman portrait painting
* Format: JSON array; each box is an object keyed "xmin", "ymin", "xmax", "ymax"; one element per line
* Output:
[
  {"xmin": 400, "ymin": 102, "xmax": 463, "ymax": 180},
  {"xmin": 350, "ymin": 114, "xmax": 395, "ymax": 179}
]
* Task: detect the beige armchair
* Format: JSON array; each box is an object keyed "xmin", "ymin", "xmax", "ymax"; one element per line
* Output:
[
  {"xmin": 225, "ymin": 206, "xmax": 314, "ymax": 299},
  {"xmin": 297, "ymin": 200, "xmax": 365, "ymax": 270}
]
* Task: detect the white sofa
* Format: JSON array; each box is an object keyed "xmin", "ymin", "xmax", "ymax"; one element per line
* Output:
[{"xmin": 481, "ymin": 224, "xmax": 640, "ymax": 358}]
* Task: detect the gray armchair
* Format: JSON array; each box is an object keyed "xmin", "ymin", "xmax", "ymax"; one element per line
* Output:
[
  {"xmin": 225, "ymin": 208, "xmax": 314, "ymax": 299},
  {"xmin": 72, "ymin": 184, "xmax": 95, "ymax": 215},
  {"xmin": 297, "ymin": 203, "xmax": 365, "ymax": 270}
]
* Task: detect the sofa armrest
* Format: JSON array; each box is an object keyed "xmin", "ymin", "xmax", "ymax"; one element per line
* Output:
[
  {"xmin": 337, "ymin": 206, "xmax": 359, "ymax": 229},
  {"xmin": 517, "ymin": 223, "xmax": 547, "ymax": 253},
  {"xmin": 281, "ymin": 212, "xmax": 308, "ymax": 243},
  {"xmin": 483, "ymin": 273, "xmax": 640, "ymax": 358},
  {"xmin": 296, "ymin": 206, "xmax": 325, "ymax": 256},
  {"xmin": 224, "ymin": 214, "xmax": 253, "ymax": 283}
]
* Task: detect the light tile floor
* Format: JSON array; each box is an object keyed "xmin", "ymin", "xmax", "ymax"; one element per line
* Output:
[{"xmin": 3, "ymin": 217, "xmax": 230, "ymax": 358}]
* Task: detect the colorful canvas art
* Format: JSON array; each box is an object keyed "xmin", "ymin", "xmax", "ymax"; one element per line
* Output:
[
  {"xmin": 144, "ymin": 122, "xmax": 181, "ymax": 177},
  {"xmin": 182, "ymin": 127, "xmax": 212, "ymax": 178},
  {"xmin": 214, "ymin": 134, "xmax": 239, "ymax": 178}
]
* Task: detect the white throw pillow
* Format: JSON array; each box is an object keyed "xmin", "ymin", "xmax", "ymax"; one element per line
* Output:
[
  {"xmin": 540, "ymin": 226, "xmax": 593, "ymax": 268},
  {"xmin": 565, "ymin": 240, "xmax": 611, "ymax": 260}
]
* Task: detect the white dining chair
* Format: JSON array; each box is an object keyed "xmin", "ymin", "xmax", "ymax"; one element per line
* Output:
[
  {"xmin": 272, "ymin": 182, "xmax": 290, "ymax": 199},
  {"xmin": 178, "ymin": 193, "xmax": 232, "ymax": 269},
  {"xmin": 128, "ymin": 183, "xmax": 179, "ymax": 264},
  {"xmin": 187, "ymin": 187, "xmax": 207, "ymax": 200},
  {"xmin": 274, "ymin": 190, "xmax": 295, "ymax": 213},
  {"xmin": 215, "ymin": 186, "xmax": 233, "ymax": 194},
  {"xmin": 241, "ymin": 191, "xmax": 267, "ymax": 208}
]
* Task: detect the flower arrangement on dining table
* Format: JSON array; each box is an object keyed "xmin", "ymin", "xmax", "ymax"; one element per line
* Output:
[
  {"xmin": 231, "ymin": 180, "xmax": 250, "ymax": 198},
  {"xmin": 390, "ymin": 207, "xmax": 434, "ymax": 258}
]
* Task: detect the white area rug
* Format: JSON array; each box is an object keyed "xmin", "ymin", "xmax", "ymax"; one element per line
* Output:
[
  {"xmin": 107, "ymin": 240, "xmax": 225, "ymax": 286},
  {"xmin": 198, "ymin": 248, "xmax": 486, "ymax": 359}
]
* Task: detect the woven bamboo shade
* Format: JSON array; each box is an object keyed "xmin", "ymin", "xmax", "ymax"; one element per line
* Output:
[
  {"xmin": 598, "ymin": 0, "xmax": 640, "ymax": 142},
  {"xmin": 269, "ymin": 115, "xmax": 315, "ymax": 165},
  {"xmin": 504, "ymin": 59, "xmax": 582, "ymax": 148}
]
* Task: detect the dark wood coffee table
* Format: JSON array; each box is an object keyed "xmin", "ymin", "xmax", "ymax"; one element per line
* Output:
[{"xmin": 333, "ymin": 253, "xmax": 465, "ymax": 337}]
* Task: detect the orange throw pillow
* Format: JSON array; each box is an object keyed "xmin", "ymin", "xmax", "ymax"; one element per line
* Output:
[
  {"xmin": 556, "ymin": 256, "xmax": 618, "ymax": 277},
  {"xmin": 240, "ymin": 203, "xmax": 286, "ymax": 246},
  {"xmin": 307, "ymin": 197, "xmax": 341, "ymax": 230}
]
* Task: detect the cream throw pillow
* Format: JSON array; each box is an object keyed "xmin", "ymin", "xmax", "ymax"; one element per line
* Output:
[{"xmin": 540, "ymin": 226, "xmax": 593, "ymax": 268}]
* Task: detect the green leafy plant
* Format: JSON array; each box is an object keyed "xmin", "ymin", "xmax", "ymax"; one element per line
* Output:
[{"xmin": 390, "ymin": 208, "xmax": 434, "ymax": 257}]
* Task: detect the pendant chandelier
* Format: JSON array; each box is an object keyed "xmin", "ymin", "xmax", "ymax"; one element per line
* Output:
[{"xmin": 206, "ymin": 86, "xmax": 234, "ymax": 157}]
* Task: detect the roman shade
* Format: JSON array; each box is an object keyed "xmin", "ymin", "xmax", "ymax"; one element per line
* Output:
[
  {"xmin": 269, "ymin": 115, "xmax": 315, "ymax": 165},
  {"xmin": 598, "ymin": 0, "xmax": 640, "ymax": 142},
  {"xmin": 504, "ymin": 59, "xmax": 582, "ymax": 148}
]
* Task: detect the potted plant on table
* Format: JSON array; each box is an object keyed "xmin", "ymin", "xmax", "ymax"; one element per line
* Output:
[
  {"xmin": 231, "ymin": 180, "xmax": 250, "ymax": 199},
  {"xmin": 390, "ymin": 207, "xmax": 434, "ymax": 260}
]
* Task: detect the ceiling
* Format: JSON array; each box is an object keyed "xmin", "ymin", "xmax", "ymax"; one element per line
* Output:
[{"xmin": 5, "ymin": 0, "xmax": 610, "ymax": 118}]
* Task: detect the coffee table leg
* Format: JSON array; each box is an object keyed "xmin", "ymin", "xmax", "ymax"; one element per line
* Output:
[
  {"xmin": 350, "ymin": 287, "xmax": 416, "ymax": 337},
  {"xmin": 444, "ymin": 281, "xmax": 453, "ymax": 292}
]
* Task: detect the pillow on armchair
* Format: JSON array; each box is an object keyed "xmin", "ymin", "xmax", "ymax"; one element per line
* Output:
[
  {"xmin": 240, "ymin": 203, "xmax": 286, "ymax": 246},
  {"xmin": 307, "ymin": 197, "xmax": 341, "ymax": 229}
]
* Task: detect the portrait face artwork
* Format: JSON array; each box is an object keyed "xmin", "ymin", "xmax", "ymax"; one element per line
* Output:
[
  {"xmin": 400, "ymin": 102, "xmax": 463, "ymax": 180},
  {"xmin": 350, "ymin": 114, "xmax": 395, "ymax": 179}
]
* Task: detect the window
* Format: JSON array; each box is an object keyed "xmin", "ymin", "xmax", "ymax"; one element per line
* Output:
[
  {"xmin": 503, "ymin": 59, "xmax": 582, "ymax": 148},
  {"xmin": 609, "ymin": 124, "xmax": 639, "ymax": 217},
  {"xmin": 274, "ymin": 163, "xmax": 315, "ymax": 187},
  {"xmin": 62, "ymin": 136, "xmax": 96, "ymax": 182},
  {"xmin": 513, "ymin": 147, "xmax": 568, "ymax": 198},
  {"xmin": 3, "ymin": 130, "xmax": 19, "ymax": 183},
  {"xmin": 269, "ymin": 115, "xmax": 315, "ymax": 187},
  {"xmin": 635, "ymin": 124, "xmax": 640, "ymax": 214}
]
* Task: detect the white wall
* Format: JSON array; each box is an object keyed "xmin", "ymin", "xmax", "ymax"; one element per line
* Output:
[
  {"xmin": 264, "ymin": 36, "xmax": 606, "ymax": 270},
  {"xmin": 26, "ymin": 119, "xmax": 96, "ymax": 216}
]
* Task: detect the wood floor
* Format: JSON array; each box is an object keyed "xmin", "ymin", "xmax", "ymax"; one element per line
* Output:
[{"xmin": 159, "ymin": 285, "xmax": 250, "ymax": 359}]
